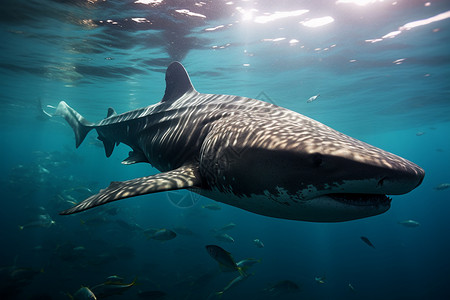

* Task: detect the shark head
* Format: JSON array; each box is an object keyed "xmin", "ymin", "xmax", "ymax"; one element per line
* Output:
[
  {"xmin": 280, "ymin": 146, "xmax": 425, "ymax": 222},
  {"xmin": 198, "ymin": 111, "xmax": 425, "ymax": 222}
]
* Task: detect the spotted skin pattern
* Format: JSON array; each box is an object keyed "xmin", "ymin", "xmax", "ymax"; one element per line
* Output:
[{"xmin": 56, "ymin": 62, "xmax": 424, "ymax": 221}]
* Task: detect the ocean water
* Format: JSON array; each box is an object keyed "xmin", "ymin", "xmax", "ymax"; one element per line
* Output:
[{"xmin": 1, "ymin": 0, "xmax": 449, "ymax": 299}]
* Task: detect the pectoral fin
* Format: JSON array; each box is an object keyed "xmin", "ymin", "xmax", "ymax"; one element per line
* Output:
[{"xmin": 59, "ymin": 164, "xmax": 201, "ymax": 215}]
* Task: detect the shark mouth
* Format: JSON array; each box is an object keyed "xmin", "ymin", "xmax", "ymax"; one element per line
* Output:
[{"xmin": 327, "ymin": 193, "xmax": 392, "ymax": 207}]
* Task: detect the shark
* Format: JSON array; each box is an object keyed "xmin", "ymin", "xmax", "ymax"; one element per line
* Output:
[{"xmin": 55, "ymin": 62, "xmax": 424, "ymax": 222}]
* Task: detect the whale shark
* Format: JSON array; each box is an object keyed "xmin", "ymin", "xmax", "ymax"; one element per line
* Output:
[{"xmin": 55, "ymin": 62, "xmax": 424, "ymax": 222}]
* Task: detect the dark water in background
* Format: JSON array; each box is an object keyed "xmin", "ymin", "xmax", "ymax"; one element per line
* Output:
[{"xmin": 1, "ymin": 0, "xmax": 450, "ymax": 299}]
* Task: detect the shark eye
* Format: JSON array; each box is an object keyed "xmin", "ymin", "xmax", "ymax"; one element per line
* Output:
[{"xmin": 311, "ymin": 153, "xmax": 323, "ymax": 167}]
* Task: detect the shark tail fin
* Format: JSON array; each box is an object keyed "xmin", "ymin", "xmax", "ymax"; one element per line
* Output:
[
  {"xmin": 55, "ymin": 101, "xmax": 94, "ymax": 148},
  {"xmin": 59, "ymin": 164, "xmax": 202, "ymax": 215}
]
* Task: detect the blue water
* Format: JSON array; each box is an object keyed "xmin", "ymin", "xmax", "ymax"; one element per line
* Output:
[{"xmin": 1, "ymin": 0, "xmax": 450, "ymax": 299}]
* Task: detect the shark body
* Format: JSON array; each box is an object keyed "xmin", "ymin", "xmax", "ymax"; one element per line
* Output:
[{"xmin": 55, "ymin": 62, "xmax": 424, "ymax": 222}]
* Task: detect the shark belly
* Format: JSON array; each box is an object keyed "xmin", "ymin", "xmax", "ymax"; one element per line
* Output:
[{"xmin": 194, "ymin": 188, "xmax": 389, "ymax": 222}]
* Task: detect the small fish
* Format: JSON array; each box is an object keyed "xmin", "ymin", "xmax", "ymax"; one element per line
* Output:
[
  {"xmin": 105, "ymin": 275, "xmax": 124, "ymax": 284},
  {"xmin": 220, "ymin": 258, "xmax": 261, "ymax": 273},
  {"xmin": 253, "ymin": 238, "xmax": 264, "ymax": 248},
  {"xmin": 237, "ymin": 258, "xmax": 261, "ymax": 269},
  {"xmin": 215, "ymin": 273, "xmax": 252, "ymax": 297},
  {"xmin": 57, "ymin": 194, "xmax": 77, "ymax": 205},
  {"xmin": 38, "ymin": 165, "xmax": 50, "ymax": 174},
  {"xmin": 306, "ymin": 94, "xmax": 320, "ymax": 103},
  {"xmin": 74, "ymin": 186, "xmax": 93, "ymax": 194},
  {"xmin": 214, "ymin": 233, "xmax": 235, "ymax": 243},
  {"xmin": 434, "ymin": 183, "xmax": 450, "ymax": 190},
  {"xmin": 172, "ymin": 226, "xmax": 195, "ymax": 236},
  {"xmin": 205, "ymin": 245, "xmax": 245, "ymax": 276},
  {"xmin": 348, "ymin": 283, "xmax": 356, "ymax": 292},
  {"xmin": 19, "ymin": 214, "xmax": 55, "ymax": 230},
  {"xmin": 202, "ymin": 203, "xmax": 222, "ymax": 210},
  {"xmin": 65, "ymin": 195, "xmax": 79, "ymax": 204},
  {"xmin": 71, "ymin": 286, "xmax": 97, "ymax": 300},
  {"xmin": 33, "ymin": 245, "xmax": 44, "ymax": 252},
  {"xmin": 360, "ymin": 236, "xmax": 375, "ymax": 249},
  {"xmin": 147, "ymin": 229, "xmax": 177, "ymax": 241},
  {"xmin": 315, "ymin": 275, "xmax": 326, "ymax": 284},
  {"xmin": 143, "ymin": 227, "xmax": 160, "ymax": 236},
  {"xmin": 9, "ymin": 267, "xmax": 43, "ymax": 283},
  {"xmin": 215, "ymin": 222, "xmax": 236, "ymax": 232},
  {"xmin": 415, "ymin": 131, "xmax": 425, "ymax": 136},
  {"xmin": 265, "ymin": 280, "xmax": 300, "ymax": 296},
  {"xmin": 91, "ymin": 277, "xmax": 137, "ymax": 298},
  {"xmin": 398, "ymin": 219, "xmax": 420, "ymax": 227}
]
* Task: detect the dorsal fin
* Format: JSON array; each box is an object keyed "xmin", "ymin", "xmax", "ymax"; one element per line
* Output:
[
  {"xmin": 161, "ymin": 62, "xmax": 195, "ymax": 103},
  {"xmin": 106, "ymin": 107, "xmax": 117, "ymax": 118}
]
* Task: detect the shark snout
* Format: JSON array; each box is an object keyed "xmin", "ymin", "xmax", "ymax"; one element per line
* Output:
[
  {"xmin": 377, "ymin": 160, "xmax": 425, "ymax": 195},
  {"xmin": 305, "ymin": 150, "xmax": 425, "ymax": 197},
  {"xmin": 414, "ymin": 169, "xmax": 425, "ymax": 188}
]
